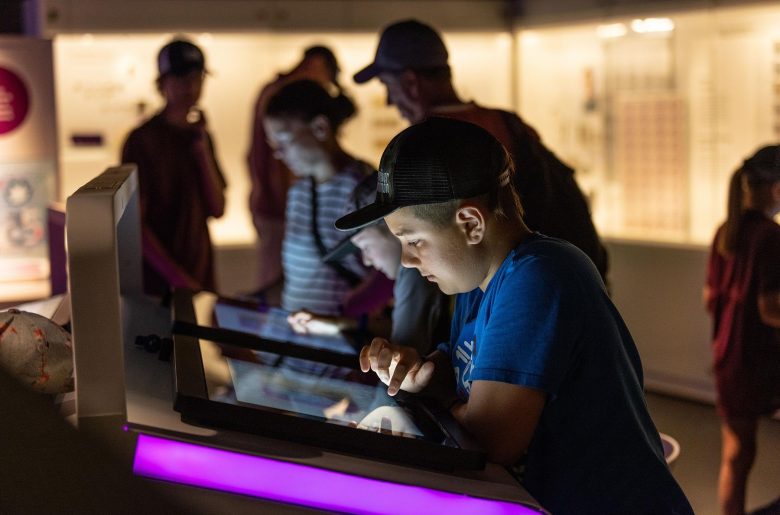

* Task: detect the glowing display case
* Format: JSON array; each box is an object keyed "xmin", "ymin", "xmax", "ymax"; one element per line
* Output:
[{"xmin": 516, "ymin": 3, "xmax": 780, "ymax": 245}]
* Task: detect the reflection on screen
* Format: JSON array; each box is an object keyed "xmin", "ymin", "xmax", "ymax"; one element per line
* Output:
[
  {"xmin": 225, "ymin": 358, "xmax": 424, "ymax": 439},
  {"xmin": 214, "ymin": 304, "xmax": 355, "ymax": 354}
]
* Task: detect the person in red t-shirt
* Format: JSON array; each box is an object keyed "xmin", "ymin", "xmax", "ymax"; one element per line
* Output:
[
  {"xmin": 122, "ymin": 39, "xmax": 226, "ymax": 297},
  {"xmin": 705, "ymin": 145, "xmax": 780, "ymax": 515}
]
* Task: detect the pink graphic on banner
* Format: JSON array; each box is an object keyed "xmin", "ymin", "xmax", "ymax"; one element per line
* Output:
[{"xmin": 0, "ymin": 66, "xmax": 30, "ymax": 135}]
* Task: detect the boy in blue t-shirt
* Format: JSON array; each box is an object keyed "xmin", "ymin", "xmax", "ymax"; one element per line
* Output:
[{"xmin": 335, "ymin": 117, "xmax": 693, "ymax": 515}]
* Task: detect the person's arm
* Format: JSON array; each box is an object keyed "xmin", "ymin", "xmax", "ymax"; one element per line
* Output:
[
  {"xmin": 703, "ymin": 285, "xmax": 715, "ymax": 313},
  {"xmin": 451, "ymin": 381, "xmax": 546, "ymax": 466},
  {"xmin": 360, "ymin": 336, "xmax": 545, "ymax": 464},
  {"xmin": 756, "ymin": 232, "xmax": 780, "ymax": 328},
  {"xmin": 758, "ymin": 292, "xmax": 780, "ymax": 328},
  {"xmin": 191, "ymin": 112, "xmax": 226, "ymax": 218},
  {"xmin": 704, "ymin": 240, "xmax": 721, "ymax": 315},
  {"xmin": 457, "ymin": 253, "xmax": 579, "ymax": 465}
]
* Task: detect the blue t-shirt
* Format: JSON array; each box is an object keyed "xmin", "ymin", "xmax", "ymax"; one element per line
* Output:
[{"xmin": 440, "ymin": 234, "xmax": 692, "ymax": 515}]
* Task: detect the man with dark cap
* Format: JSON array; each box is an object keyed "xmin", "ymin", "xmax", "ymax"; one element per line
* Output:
[
  {"xmin": 354, "ymin": 19, "xmax": 608, "ymax": 280},
  {"xmin": 122, "ymin": 38, "xmax": 226, "ymax": 297}
]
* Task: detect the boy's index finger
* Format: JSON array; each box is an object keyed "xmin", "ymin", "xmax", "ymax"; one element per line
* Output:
[
  {"xmin": 387, "ymin": 362, "xmax": 408, "ymax": 396},
  {"xmin": 358, "ymin": 345, "xmax": 371, "ymax": 372}
]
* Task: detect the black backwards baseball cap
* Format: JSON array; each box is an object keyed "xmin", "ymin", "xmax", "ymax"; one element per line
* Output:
[
  {"xmin": 335, "ymin": 117, "xmax": 512, "ymax": 231},
  {"xmin": 158, "ymin": 39, "xmax": 207, "ymax": 77},
  {"xmin": 353, "ymin": 19, "xmax": 449, "ymax": 84}
]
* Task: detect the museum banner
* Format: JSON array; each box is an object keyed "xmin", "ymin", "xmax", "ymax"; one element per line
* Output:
[{"xmin": 0, "ymin": 37, "xmax": 57, "ymax": 297}]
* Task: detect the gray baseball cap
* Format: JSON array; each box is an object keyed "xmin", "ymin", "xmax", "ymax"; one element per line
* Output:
[{"xmin": 353, "ymin": 19, "xmax": 449, "ymax": 84}]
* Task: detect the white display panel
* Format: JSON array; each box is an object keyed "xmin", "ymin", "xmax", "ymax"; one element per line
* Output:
[{"xmin": 54, "ymin": 31, "xmax": 513, "ymax": 246}]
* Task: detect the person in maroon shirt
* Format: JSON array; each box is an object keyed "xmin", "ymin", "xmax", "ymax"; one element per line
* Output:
[
  {"xmin": 705, "ymin": 145, "xmax": 780, "ymax": 515},
  {"xmin": 122, "ymin": 39, "xmax": 226, "ymax": 297}
]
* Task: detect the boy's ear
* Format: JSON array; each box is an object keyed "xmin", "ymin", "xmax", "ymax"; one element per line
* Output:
[
  {"xmin": 455, "ymin": 204, "xmax": 486, "ymax": 245},
  {"xmin": 310, "ymin": 114, "xmax": 332, "ymax": 141}
]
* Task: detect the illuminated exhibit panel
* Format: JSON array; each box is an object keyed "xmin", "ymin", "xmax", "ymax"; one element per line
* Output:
[
  {"xmin": 134, "ymin": 434, "xmax": 543, "ymax": 515},
  {"xmin": 517, "ymin": 3, "xmax": 780, "ymax": 245},
  {"xmin": 53, "ymin": 31, "xmax": 513, "ymax": 246}
]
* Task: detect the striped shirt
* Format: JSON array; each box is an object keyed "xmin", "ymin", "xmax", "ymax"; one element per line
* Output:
[{"xmin": 281, "ymin": 160, "xmax": 371, "ymax": 316}]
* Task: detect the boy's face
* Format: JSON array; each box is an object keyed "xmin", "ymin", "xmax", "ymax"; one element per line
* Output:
[
  {"xmin": 384, "ymin": 206, "xmax": 483, "ymax": 295},
  {"xmin": 351, "ymin": 225, "xmax": 402, "ymax": 279},
  {"xmin": 159, "ymin": 70, "xmax": 204, "ymax": 111}
]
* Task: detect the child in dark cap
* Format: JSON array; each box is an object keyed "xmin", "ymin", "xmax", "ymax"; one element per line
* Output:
[
  {"xmin": 122, "ymin": 39, "xmax": 226, "ymax": 296},
  {"xmin": 338, "ymin": 117, "xmax": 693, "ymax": 515}
]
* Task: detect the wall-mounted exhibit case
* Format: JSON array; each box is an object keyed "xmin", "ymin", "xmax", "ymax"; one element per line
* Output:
[{"xmin": 517, "ymin": 3, "xmax": 780, "ymax": 245}]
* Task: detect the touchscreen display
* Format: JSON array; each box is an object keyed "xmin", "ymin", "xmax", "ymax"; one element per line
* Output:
[
  {"xmin": 198, "ymin": 338, "xmax": 443, "ymax": 442},
  {"xmin": 225, "ymin": 357, "xmax": 424, "ymax": 439}
]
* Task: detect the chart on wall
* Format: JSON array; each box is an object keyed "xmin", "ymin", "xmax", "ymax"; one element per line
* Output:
[
  {"xmin": 604, "ymin": 34, "xmax": 688, "ymax": 240},
  {"xmin": 612, "ymin": 94, "xmax": 688, "ymax": 239}
]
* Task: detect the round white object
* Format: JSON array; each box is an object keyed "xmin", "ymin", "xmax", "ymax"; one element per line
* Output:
[{"xmin": 0, "ymin": 309, "xmax": 73, "ymax": 394}]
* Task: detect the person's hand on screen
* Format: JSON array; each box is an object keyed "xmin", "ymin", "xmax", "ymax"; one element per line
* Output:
[
  {"xmin": 287, "ymin": 310, "xmax": 342, "ymax": 335},
  {"xmin": 359, "ymin": 338, "xmax": 434, "ymax": 396},
  {"xmin": 355, "ymin": 406, "xmax": 419, "ymax": 437}
]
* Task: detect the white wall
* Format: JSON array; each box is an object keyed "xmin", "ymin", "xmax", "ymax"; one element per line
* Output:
[{"xmin": 606, "ymin": 239, "xmax": 715, "ymax": 402}]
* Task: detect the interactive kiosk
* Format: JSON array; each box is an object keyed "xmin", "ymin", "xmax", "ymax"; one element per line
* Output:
[{"xmin": 65, "ymin": 166, "xmax": 545, "ymax": 514}]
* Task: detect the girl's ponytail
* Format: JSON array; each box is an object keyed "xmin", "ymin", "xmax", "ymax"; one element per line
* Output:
[{"xmin": 717, "ymin": 167, "xmax": 745, "ymax": 257}]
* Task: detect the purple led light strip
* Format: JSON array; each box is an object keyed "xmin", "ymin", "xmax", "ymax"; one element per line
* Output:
[{"xmin": 133, "ymin": 434, "xmax": 542, "ymax": 515}]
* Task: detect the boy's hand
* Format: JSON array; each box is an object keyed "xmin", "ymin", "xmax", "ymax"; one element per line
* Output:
[
  {"xmin": 355, "ymin": 406, "xmax": 418, "ymax": 436},
  {"xmin": 287, "ymin": 310, "xmax": 342, "ymax": 335},
  {"xmin": 359, "ymin": 338, "xmax": 434, "ymax": 396}
]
